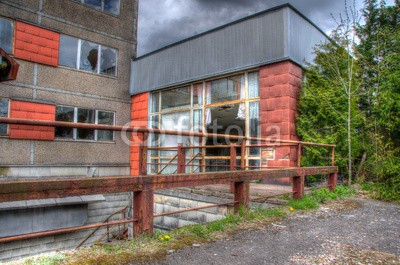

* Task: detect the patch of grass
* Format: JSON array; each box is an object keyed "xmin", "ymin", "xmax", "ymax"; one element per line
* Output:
[
  {"xmin": 24, "ymin": 253, "xmax": 65, "ymax": 265},
  {"xmin": 361, "ymin": 181, "xmax": 400, "ymax": 203},
  {"xmin": 288, "ymin": 186, "xmax": 355, "ymax": 210}
]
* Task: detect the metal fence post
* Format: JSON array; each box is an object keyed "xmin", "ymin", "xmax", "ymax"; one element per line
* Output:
[
  {"xmin": 177, "ymin": 143, "xmax": 185, "ymax": 174},
  {"xmin": 133, "ymin": 184, "xmax": 154, "ymax": 236},
  {"xmin": 292, "ymin": 175, "xmax": 305, "ymax": 200},
  {"xmin": 230, "ymin": 143, "xmax": 237, "ymax": 193},
  {"xmin": 234, "ymin": 181, "xmax": 250, "ymax": 212}
]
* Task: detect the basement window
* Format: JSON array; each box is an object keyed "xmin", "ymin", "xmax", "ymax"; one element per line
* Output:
[
  {"xmin": 0, "ymin": 98, "xmax": 9, "ymax": 135},
  {"xmin": 0, "ymin": 17, "xmax": 14, "ymax": 54},
  {"xmin": 55, "ymin": 106, "xmax": 115, "ymax": 142},
  {"xmin": 59, "ymin": 35, "xmax": 118, "ymax": 77},
  {"xmin": 74, "ymin": 0, "xmax": 120, "ymax": 15}
]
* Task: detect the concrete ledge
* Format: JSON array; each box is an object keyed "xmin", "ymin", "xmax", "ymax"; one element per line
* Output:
[{"xmin": 0, "ymin": 195, "xmax": 106, "ymax": 211}]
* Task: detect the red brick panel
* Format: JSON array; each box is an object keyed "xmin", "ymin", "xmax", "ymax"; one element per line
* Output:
[
  {"xmin": 130, "ymin": 93, "xmax": 149, "ymax": 175},
  {"xmin": 259, "ymin": 60, "xmax": 302, "ymax": 171},
  {"xmin": 9, "ymin": 100, "xmax": 56, "ymax": 141},
  {"xmin": 14, "ymin": 21, "xmax": 60, "ymax": 67}
]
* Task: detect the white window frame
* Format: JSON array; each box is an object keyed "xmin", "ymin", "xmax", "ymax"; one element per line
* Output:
[
  {"xmin": 0, "ymin": 97, "xmax": 10, "ymax": 136},
  {"xmin": 55, "ymin": 105, "xmax": 116, "ymax": 142},
  {"xmin": 59, "ymin": 35, "xmax": 118, "ymax": 77},
  {"xmin": 74, "ymin": 0, "xmax": 121, "ymax": 15}
]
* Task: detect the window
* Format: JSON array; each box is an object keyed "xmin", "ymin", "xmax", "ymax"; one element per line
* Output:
[
  {"xmin": 59, "ymin": 35, "xmax": 118, "ymax": 77},
  {"xmin": 55, "ymin": 106, "xmax": 115, "ymax": 141},
  {"xmin": 206, "ymin": 75, "xmax": 244, "ymax": 104},
  {"xmin": 161, "ymin": 87, "xmax": 191, "ymax": 110},
  {"xmin": 74, "ymin": 0, "xmax": 120, "ymax": 15},
  {"xmin": 0, "ymin": 98, "xmax": 9, "ymax": 135},
  {"xmin": 0, "ymin": 17, "xmax": 14, "ymax": 54}
]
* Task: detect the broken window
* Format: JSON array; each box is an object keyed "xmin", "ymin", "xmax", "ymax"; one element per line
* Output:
[
  {"xmin": 97, "ymin": 111, "xmax": 114, "ymax": 141},
  {"xmin": 55, "ymin": 106, "xmax": 115, "ymax": 142},
  {"xmin": 58, "ymin": 35, "xmax": 118, "ymax": 76},
  {"xmin": 0, "ymin": 17, "xmax": 13, "ymax": 54},
  {"xmin": 80, "ymin": 41, "xmax": 99, "ymax": 73},
  {"xmin": 0, "ymin": 98, "xmax": 9, "ymax": 135},
  {"xmin": 84, "ymin": 0, "xmax": 101, "ymax": 10},
  {"xmin": 100, "ymin": 46, "xmax": 117, "ymax": 76}
]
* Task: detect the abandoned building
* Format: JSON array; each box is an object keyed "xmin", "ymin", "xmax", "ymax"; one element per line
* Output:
[
  {"xmin": 0, "ymin": 2, "xmax": 330, "ymax": 262},
  {"xmin": 0, "ymin": 0, "xmax": 138, "ymax": 260}
]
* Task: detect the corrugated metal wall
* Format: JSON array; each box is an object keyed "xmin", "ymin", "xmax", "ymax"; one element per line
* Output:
[{"xmin": 130, "ymin": 5, "xmax": 328, "ymax": 95}]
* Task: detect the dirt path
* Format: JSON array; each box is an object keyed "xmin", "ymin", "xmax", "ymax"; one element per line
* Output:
[{"xmin": 149, "ymin": 198, "xmax": 400, "ymax": 265}]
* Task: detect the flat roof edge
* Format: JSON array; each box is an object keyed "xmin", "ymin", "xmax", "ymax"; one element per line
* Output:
[{"xmin": 134, "ymin": 3, "xmax": 329, "ymax": 61}]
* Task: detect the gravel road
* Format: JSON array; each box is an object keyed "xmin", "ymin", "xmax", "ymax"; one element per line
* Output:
[{"xmin": 149, "ymin": 198, "xmax": 400, "ymax": 265}]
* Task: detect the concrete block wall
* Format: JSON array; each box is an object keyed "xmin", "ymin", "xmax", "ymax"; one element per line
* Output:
[
  {"xmin": 0, "ymin": 192, "xmax": 130, "ymax": 262},
  {"xmin": 153, "ymin": 190, "xmax": 230, "ymax": 230}
]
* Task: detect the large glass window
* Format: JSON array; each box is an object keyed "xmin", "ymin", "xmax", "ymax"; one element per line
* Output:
[
  {"xmin": 55, "ymin": 106, "xmax": 115, "ymax": 142},
  {"xmin": 150, "ymin": 71, "xmax": 261, "ymax": 173},
  {"xmin": 75, "ymin": 0, "xmax": 120, "ymax": 15},
  {"xmin": 0, "ymin": 17, "xmax": 14, "ymax": 54},
  {"xmin": 58, "ymin": 35, "xmax": 118, "ymax": 77},
  {"xmin": 0, "ymin": 98, "xmax": 9, "ymax": 135}
]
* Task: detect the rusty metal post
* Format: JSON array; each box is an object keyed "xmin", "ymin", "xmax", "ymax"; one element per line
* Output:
[
  {"xmin": 230, "ymin": 143, "xmax": 237, "ymax": 193},
  {"xmin": 177, "ymin": 143, "xmax": 185, "ymax": 174},
  {"xmin": 331, "ymin": 147, "xmax": 335, "ymax": 166},
  {"xmin": 292, "ymin": 175, "xmax": 305, "ymax": 200},
  {"xmin": 234, "ymin": 181, "xmax": 250, "ymax": 212},
  {"xmin": 240, "ymin": 140, "xmax": 246, "ymax": 170},
  {"xmin": 139, "ymin": 143, "xmax": 148, "ymax": 175},
  {"xmin": 133, "ymin": 185, "xmax": 154, "ymax": 236},
  {"xmin": 297, "ymin": 143, "xmax": 302, "ymax": 167},
  {"xmin": 328, "ymin": 173, "xmax": 338, "ymax": 191}
]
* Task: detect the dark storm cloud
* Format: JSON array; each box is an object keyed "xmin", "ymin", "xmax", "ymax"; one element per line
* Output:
[{"xmin": 137, "ymin": 0, "xmax": 373, "ymax": 56}]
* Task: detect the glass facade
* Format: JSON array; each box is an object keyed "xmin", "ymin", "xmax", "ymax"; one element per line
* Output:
[{"xmin": 149, "ymin": 71, "xmax": 263, "ymax": 174}]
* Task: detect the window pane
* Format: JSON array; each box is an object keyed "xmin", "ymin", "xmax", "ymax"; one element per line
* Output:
[
  {"xmin": 59, "ymin": 35, "xmax": 79, "ymax": 68},
  {"xmin": 193, "ymin": 83, "xmax": 203, "ymax": 106},
  {"xmin": 207, "ymin": 75, "xmax": 244, "ymax": 104},
  {"xmin": 100, "ymin": 46, "xmax": 117, "ymax": 76},
  {"xmin": 248, "ymin": 72, "xmax": 259, "ymax": 98},
  {"xmin": 249, "ymin": 101, "xmax": 260, "ymax": 155},
  {"xmin": 55, "ymin": 106, "xmax": 74, "ymax": 138},
  {"xmin": 97, "ymin": 111, "xmax": 114, "ymax": 141},
  {"xmin": 0, "ymin": 98, "xmax": 9, "ymax": 135},
  {"xmin": 84, "ymin": 0, "xmax": 101, "ymax": 10},
  {"xmin": 0, "ymin": 18, "xmax": 13, "ymax": 54},
  {"xmin": 161, "ymin": 87, "xmax": 191, "ymax": 110},
  {"xmin": 77, "ymin": 108, "xmax": 95, "ymax": 140},
  {"xmin": 150, "ymin": 115, "xmax": 159, "ymax": 156},
  {"xmin": 151, "ymin": 92, "xmax": 159, "ymax": 113},
  {"xmin": 160, "ymin": 111, "xmax": 190, "ymax": 157},
  {"xmin": 80, "ymin": 41, "xmax": 99, "ymax": 72},
  {"xmin": 104, "ymin": 0, "xmax": 120, "ymax": 14}
]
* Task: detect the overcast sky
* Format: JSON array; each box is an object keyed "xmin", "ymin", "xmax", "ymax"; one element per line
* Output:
[{"xmin": 137, "ymin": 0, "xmax": 395, "ymax": 56}]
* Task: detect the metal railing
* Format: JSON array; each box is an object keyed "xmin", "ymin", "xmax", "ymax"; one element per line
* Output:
[{"xmin": 0, "ymin": 117, "xmax": 338, "ymax": 244}]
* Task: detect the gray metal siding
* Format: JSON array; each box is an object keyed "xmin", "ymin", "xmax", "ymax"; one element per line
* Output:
[
  {"xmin": 130, "ymin": 6, "xmax": 330, "ymax": 95},
  {"xmin": 288, "ymin": 9, "xmax": 328, "ymax": 66},
  {"xmin": 131, "ymin": 8, "xmax": 287, "ymax": 94}
]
